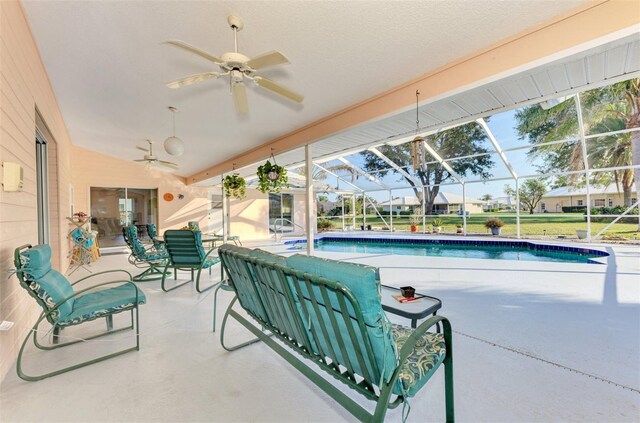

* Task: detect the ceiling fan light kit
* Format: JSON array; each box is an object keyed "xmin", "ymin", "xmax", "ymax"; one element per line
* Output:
[
  {"xmin": 164, "ymin": 106, "xmax": 185, "ymax": 156},
  {"xmin": 164, "ymin": 15, "xmax": 303, "ymax": 113}
]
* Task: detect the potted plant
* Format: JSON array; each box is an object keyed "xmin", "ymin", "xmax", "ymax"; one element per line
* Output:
[
  {"xmin": 456, "ymin": 224, "xmax": 463, "ymax": 234},
  {"xmin": 223, "ymin": 173, "xmax": 246, "ymax": 199},
  {"xmin": 432, "ymin": 218, "xmax": 443, "ymax": 233},
  {"xmin": 257, "ymin": 160, "xmax": 288, "ymax": 193},
  {"xmin": 576, "ymin": 229, "xmax": 588, "ymax": 239},
  {"xmin": 409, "ymin": 215, "xmax": 420, "ymax": 232},
  {"xmin": 484, "ymin": 217, "xmax": 504, "ymax": 235}
]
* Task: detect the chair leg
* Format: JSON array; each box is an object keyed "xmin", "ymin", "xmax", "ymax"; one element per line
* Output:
[
  {"xmin": 162, "ymin": 264, "xmax": 193, "ymax": 292},
  {"xmin": 17, "ymin": 308, "xmax": 140, "ymax": 382},
  {"xmin": 444, "ymin": 349, "xmax": 455, "ymax": 422},
  {"xmin": 195, "ymin": 265, "xmax": 216, "ymax": 293},
  {"xmin": 219, "ymin": 298, "xmax": 265, "ymax": 351},
  {"xmin": 133, "ymin": 262, "xmax": 167, "ymax": 282},
  {"xmin": 106, "ymin": 315, "xmax": 114, "ymax": 331}
]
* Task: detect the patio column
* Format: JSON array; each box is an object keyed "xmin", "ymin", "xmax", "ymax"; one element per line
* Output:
[
  {"xmin": 575, "ymin": 95, "xmax": 591, "ymax": 241},
  {"xmin": 362, "ymin": 192, "xmax": 367, "ymax": 230},
  {"xmin": 462, "ymin": 182, "xmax": 467, "ymax": 236},
  {"xmin": 351, "ymin": 195, "xmax": 356, "ymax": 230},
  {"xmin": 389, "ymin": 190, "xmax": 393, "ymax": 232},
  {"xmin": 422, "ymin": 186, "xmax": 426, "ymax": 233},
  {"xmin": 305, "ymin": 144, "xmax": 314, "ymax": 255},
  {"xmin": 515, "ymin": 178, "xmax": 520, "ymax": 239},
  {"xmin": 341, "ymin": 196, "xmax": 345, "ymax": 231},
  {"xmin": 221, "ymin": 173, "xmax": 228, "ymax": 243}
]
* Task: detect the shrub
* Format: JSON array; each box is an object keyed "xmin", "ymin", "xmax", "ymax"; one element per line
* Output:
[
  {"xmin": 317, "ymin": 219, "xmax": 334, "ymax": 232},
  {"xmin": 399, "ymin": 210, "xmax": 413, "ymax": 216},
  {"xmin": 432, "ymin": 218, "xmax": 443, "ymax": 227},
  {"xmin": 484, "ymin": 217, "xmax": 504, "ymax": 229},
  {"xmin": 585, "ymin": 206, "xmax": 639, "ymax": 223},
  {"xmin": 562, "ymin": 206, "xmax": 587, "ymax": 213}
]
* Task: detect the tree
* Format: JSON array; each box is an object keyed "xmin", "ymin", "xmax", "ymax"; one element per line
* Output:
[
  {"xmin": 480, "ymin": 194, "xmax": 493, "ymax": 201},
  {"xmin": 504, "ymin": 180, "xmax": 547, "ymax": 214},
  {"xmin": 514, "ymin": 79, "xmax": 639, "ymax": 210},
  {"xmin": 361, "ymin": 123, "xmax": 494, "ymax": 212}
]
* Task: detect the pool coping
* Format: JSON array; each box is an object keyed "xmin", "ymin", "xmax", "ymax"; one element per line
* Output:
[{"xmin": 283, "ymin": 233, "xmax": 610, "ymax": 264}]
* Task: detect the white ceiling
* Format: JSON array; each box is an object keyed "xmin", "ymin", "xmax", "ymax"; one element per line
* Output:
[
  {"xmin": 215, "ymin": 33, "xmax": 640, "ymax": 187},
  {"xmin": 23, "ymin": 0, "xmax": 589, "ymax": 176}
]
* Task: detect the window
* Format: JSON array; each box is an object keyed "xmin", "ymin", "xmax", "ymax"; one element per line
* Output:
[
  {"xmin": 269, "ymin": 193, "xmax": 293, "ymax": 233},
  {"xmin": 594, "ymin": 199, "xmax": 605, "ymax": 207},
  {"xmin": 577, "ymin": 199, "xmax": 583, "ymax": 206},
  {"xmin": 608, "ymin": 198, "xmax": 613, "ymax": 207},
  {"xmin": 541, "ymin": 203, "xmax": 546, "ymax": 211},
  {"xmin": 632, "ymin": 198, "xmax": 637, "ymax": 205},
  {"xmin": 35, "ymin": 130, "xmax": 49, "ymax": 244}
]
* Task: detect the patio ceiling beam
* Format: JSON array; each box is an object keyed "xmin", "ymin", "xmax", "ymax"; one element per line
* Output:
[
  {"xmin": 476, "ymin": 118, "xmax": 518, "ymax": 179},
  {"xmin": 336, "ymin": 157, "xmax": 389, "ymax": 190},
  {"xmin": 368, "ymin": 147, "xmax": 422, "ymax": 187},
  {"xmin": 313, "ymin": 163, "xmax": 364, "ymax": 192},
  {"xmin": 186, "ymin": 1, "xmax": 638, "ymax": 184}
]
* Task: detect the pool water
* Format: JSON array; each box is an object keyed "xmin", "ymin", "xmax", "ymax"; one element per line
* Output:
[{"xmin": 289, "ymin": 237, "xmax": 608, "ymax": 264}]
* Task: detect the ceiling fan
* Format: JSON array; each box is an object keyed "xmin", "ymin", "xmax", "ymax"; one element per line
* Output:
[
  {"xmin": 164, "ymin": 15, "xmax": 303, "ymax": 113},
  {"xmin": 134, "ymin": 140, "xmax": 178, "ymax": 169}
]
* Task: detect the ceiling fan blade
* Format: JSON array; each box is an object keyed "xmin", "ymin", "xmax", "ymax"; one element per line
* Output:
[
  {"xmin": 166, "ymin": 72, "xmax": 220, "ymax": 89},
  {"xmin": 133, "ymin": 159, "xmax": 148, "ymax": 162},
  {"xmin": 246, "ymin": 51, "xmax": 289, "ymax": 70},
  {"xmin": 255, "ymin": 76, "xmax": 303, "ymax": 103},
  {"xmin": 164, "ymin": 40, "xmax": 222, "ymax": 64},
  {"xmin": 232, "ymin": 82, "xmax": 249, "ymax": 113},
  {"xmin": 136, "ymin": 146, "xmax": 149, "ymax": 152},
  {"xmin": 158, "ymin": 160, "xmax": 179, "ymax": 169}
]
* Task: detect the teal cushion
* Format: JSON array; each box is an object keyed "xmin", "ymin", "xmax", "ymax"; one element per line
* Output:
[
  {"xmin": 20, "ymin": 244, "xmax": 52, "ymax": 279},
  {"xmin": 60, "ymin": 284, "xmax": 146, "ymax": 327},
  {"xmin": 285, "ymin": 254, "xmax": 396, "ymax": 385},
  {"xmin": 21, "ymin": 246, "xmax": 75, "ymax": 319},
  {"xmin": 392, "ymin": 324, "xmax": 446, "ymax": 396}
]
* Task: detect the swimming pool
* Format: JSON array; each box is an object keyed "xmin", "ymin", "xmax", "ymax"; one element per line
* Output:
[{"xmin": 285, "ymin": 236, "xmax": 609, "ymax": 264}]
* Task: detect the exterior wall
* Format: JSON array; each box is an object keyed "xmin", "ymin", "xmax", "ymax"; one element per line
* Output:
[
  {"xmin": 228, "ymin": 189, "xmax": 308, "ymax": 241},
  {"xmin": 70, "ymin": 146, "xmax": 210, "ymax": 234},
  {"xmin": 0, "ymin": 1, "xmax": 73, "ymax": 381},
  {"xmin": 539, "ymin": 193, "xmax": 631, "ymax": 213}
]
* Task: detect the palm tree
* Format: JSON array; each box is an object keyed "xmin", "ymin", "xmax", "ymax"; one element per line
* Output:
[{"xmin": 515, "ymin": 78, "xmax": 639, "ymax": 227}]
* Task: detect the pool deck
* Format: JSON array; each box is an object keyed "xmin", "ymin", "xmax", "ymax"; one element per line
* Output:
[{"xmin": 1, "ymin": 235, "xmax": 638, "ymax": 422}]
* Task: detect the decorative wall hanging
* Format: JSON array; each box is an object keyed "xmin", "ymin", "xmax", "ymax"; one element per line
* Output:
[
  {"xmin": 410, "ymin": 90, "xmax": 427, "ymax": 170},
  {"xmin": 163, "ymin": 193, "xmax": 174, "ymax": 202}
]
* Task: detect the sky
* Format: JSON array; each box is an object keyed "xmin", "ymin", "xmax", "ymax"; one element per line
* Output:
[{"xmin": 320, "ymin": 107, "xmax": 541, "ymax": 202}]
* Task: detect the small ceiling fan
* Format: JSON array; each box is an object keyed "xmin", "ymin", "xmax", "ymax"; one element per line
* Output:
[
  {"xmin": 134, "ymin": 140, "xmax": 178, "ymax": 169},
  {"xmin": 164, "ymin": 15, "xmax": 303, "ymax": 113}
]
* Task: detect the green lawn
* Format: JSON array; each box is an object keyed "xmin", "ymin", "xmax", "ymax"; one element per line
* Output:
[{"xmin": 319, "ymin": 213, "xmax": 639, "ymax": 240}]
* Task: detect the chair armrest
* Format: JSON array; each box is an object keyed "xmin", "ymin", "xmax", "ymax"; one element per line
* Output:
[
  {"xmin": 203, "ymin": 247, "xmax": 219, "ymax": 261},
  {"xmin": 71, "ymin": 270, "xmax": 133, "ymax": 286}
]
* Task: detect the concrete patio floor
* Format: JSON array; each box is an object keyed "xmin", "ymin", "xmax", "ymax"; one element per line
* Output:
[{"xmin": 1, "ymin": 237, "xmax": 638, "ymax": 422}]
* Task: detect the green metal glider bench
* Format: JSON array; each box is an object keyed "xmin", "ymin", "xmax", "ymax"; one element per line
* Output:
[
  {"xmin": 13, "ymin": 244, "xmax": 145, "ymax": 381},
  {"xmin": 218, "ymin": 245, "xmax": 454, "ymax": 422},
  {"xmin": 160, "ymin": 229, "xmax": 222, "ymax": 292},
  {"xmin": 122, "ymin": 224, "xmax": 168, "ymax": 281}
]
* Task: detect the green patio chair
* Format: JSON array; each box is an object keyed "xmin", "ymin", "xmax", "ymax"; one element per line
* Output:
[
  {"xmin": 122, "ymin": 225, "xmax": 168, "ymax": 281},
  {"xmin": 13, "ymin": 244, "xmax": 145, "ymax": 381},
  {"xmin": 161, "ymin": 229, "xmax": 222, "ymax": 292},
  {"xmin": 146, "ymin": 223, "xmax": 165, "ymax": 251}
]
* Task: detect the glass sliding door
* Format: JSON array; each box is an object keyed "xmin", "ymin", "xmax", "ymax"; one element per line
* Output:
[
  {"xmin": 90, "ymin": 187, "xmax": 158, "ymax": 248},
  {"xmin": 91, "ymin": 188, "xmax": 127, "ymax": 247},
  {"xmin": 269, "ymin": 193, "xmax": 293, "ymax": 233}
]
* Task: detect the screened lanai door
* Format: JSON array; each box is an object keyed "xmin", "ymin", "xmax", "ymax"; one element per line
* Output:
[{"xmin": 90, "ymin": 187, "xmax": 158, "ymax": 248}]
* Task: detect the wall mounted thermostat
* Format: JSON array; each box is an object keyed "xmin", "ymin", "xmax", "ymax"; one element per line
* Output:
[{"xmin": 2, "ymin": 162, "xmax": 24, "ymax": 192}]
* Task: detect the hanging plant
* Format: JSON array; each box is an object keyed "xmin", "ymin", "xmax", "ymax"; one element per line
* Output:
[
  {"xmin": 257, "ymin": 160, "xmax": 289, "ymax": 193},
  {"xmin": 223, "ymin": 173, "xmax": 246, "ymax": 199}
]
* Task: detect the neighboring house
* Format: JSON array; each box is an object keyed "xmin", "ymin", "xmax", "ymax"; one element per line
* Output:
[
  {"xmin": 483, "ymin": 196, "xmax": 516, "ymax": 211},
  {"xmin": 539, "ymin": 184, "xmax": 637, "ymax": 213},
  {"xmin": 317, "ymin": 199, "xmax": 339, "ymax": 214},
  {"xmin": 378, "ymin": 193, "xmax": 484, "ymax": 214}
]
